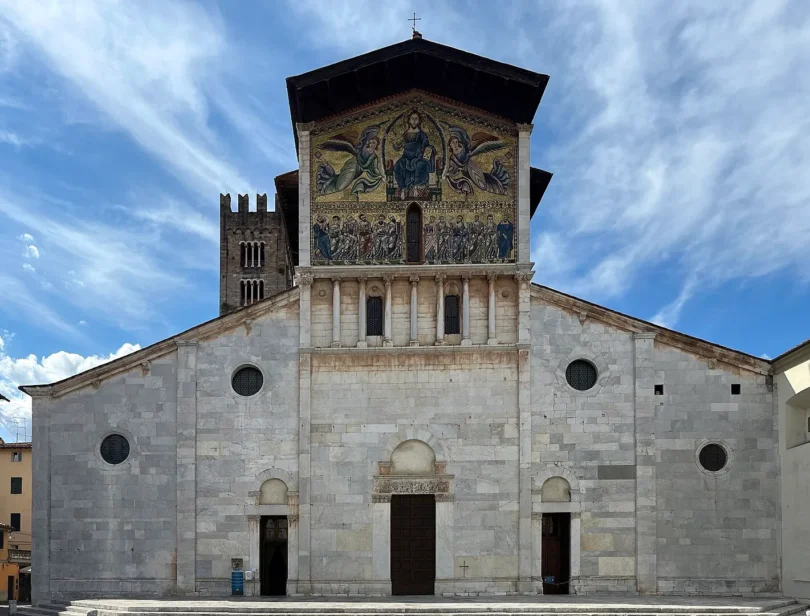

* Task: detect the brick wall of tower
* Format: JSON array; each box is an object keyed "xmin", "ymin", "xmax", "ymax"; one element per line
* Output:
[{"xmin": 219, "ymin": 193, "xmax": 293, "ymax": 315}]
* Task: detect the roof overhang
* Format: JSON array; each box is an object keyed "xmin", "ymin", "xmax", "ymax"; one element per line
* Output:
[{"xmin": 287, "ymin": 35, "xmax": 549, "ymax": 153}]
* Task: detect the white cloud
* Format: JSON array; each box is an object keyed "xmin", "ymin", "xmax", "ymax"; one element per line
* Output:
[
  {"xmin": 760, "ymin": 353, "xmax": 772, "ymax": 360},
  {"xmin": 24, "ymin": 244, "xmax": 39, "ymax": 259},
  {"xmin": 0, "ymin": 339, "xmax": 141, "ymax": 436},
  {"xmin": 0, "ymin": 129, "xmax": 28, "ymax": 147},
  {"xmin": 21, "ymin": 262, "xmax": 35, "ymax": 274},
  {"xmin": 17, "ymin": 233, "xmax": 33, "ymax": 243}
]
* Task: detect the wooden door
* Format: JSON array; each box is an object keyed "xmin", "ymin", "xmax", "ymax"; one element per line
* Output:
[
  {"xmin": 260, "ymin": 516, "xmax": 288, "ymax": 596},
  {"xmin": 391, "ymin": 494, "xmax": 435, "ymax": 595},
  {"xmin": 542, "ymin": 513, "xmax": 570, "ymax": 594}
]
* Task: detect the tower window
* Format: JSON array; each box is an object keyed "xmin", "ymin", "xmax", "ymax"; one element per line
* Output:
[
  {"xmin": 260, "ymin": 242, "xmax": 266, "ymax": 267},
  {"xmin": 240, "ymin": 243, "xmax": 246, "ymax": 267},
  {"xmin": 444, "ymin": 294, "xmax": 460, "ymax": 334},
  {"xmin": 367, "ymin": 297, "xmax": 383, "ymax": 336},
  {"xmin": 731, "ymin": 384, "xmax": 740, "ymax": 395},
  {"xmin": 654, "ymin": 384, "xmax": 664, "ymax": 395},
  {"xmin": 406, "ymin": 204, "xmax": 422, "ymax": 263},
  {"xmin": 259, "ymin": 280, "xmax": 265, "ymax": 300}
]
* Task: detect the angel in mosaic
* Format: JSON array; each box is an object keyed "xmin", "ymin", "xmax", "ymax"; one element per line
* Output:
[
  {"xmin": 316, "ymin": 125, "xmax": 383, "ymax": 196},
  {"xmin": 443, "ymin": 125, "xmax": 510, "ymax": 196}
]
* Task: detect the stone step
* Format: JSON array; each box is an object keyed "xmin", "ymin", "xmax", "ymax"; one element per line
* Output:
[{"xmin": 63, "ymin": 600, "xmax": 800, "ymax": 615}]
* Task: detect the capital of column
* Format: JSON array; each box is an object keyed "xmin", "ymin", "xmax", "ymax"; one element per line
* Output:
[
  {"xmin": 487, "ymin": 272, "xmax": 498, "ymax": 283},
  {"xmin": 435, "ymin": 273, "xmax": 446, "ymax": 285},
  {"xmin": 516, "ymin": 123, "xmax": 534, "ymax": 134},
  {"xmin": 383, "ymin": 274, "xmax": 393, "ymax": 287},
  {"xmin": 461, "ymin": 273, "xmax": 471, "ymax": 282},
  {"xmin": 247, "ymin": 515, "xmax": 261, "ymax": 522},
  {"xmin": 296, "ymin": 121, "xmax": 316, "ymax": 133},
  {"xmin": 358, "ymin": 276, "xmax": 368, "ymax": 284},
  {"xmin": 296, "ymin": 273, "xmax": 314, "ymax": 287},
  {"xmin": 409, "ymin": 275, "xmax": 420, "ymax": 285}
]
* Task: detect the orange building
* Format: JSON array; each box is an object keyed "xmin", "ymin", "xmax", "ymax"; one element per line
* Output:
[{"xmin": 0, "ymin": 439, "xmax": 32, "ymax": 601}]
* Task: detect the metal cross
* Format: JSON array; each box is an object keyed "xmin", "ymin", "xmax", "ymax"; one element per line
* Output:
[
  {"xmin": 408, "ymin": 12, "xmax": 421, "ymax": 33},
  {"xmin": 460, "ymin": 560, "xmax": 469, "ymax": 578}
]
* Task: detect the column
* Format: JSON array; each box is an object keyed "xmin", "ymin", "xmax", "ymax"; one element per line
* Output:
[
  {"xmin": 248, "ymin": 515, "xmax": 260, "ymax": 596},
  {"xmin": 176, "ymin": 339, "xmax": 198, "ymax": 595},
  {"xmin": 296, "ymin": 122, "xmax": 315, "ymax": 267},
  {"xmin": 357, "ymin": 277, "xmax": 367, "ymax": 348},
  {"xmin": 634, "ymin": 332, "xmax": 658, "ymax": 594},
  {"xmin": 383, "ymin": 275, "xmax": 393, "ymax": 347},
  {"xmin": 435, "ymin": 274, "xmax": 446, "ymax": 345},
  {"xmin": 517, "ymin": 123, "xmax": 533, "ymax": 263},
  {"xmin": 461, "ymin": 275, "xmax": 471, "ymax": 346},
  {"xmin": 409, "ymin": 275, "xmax": 419, "ymax": 346},
  {"xmin": 517, "ymin": 346, "xmax": 532, "ymax": 594},
  {"xmin": 487, "ymin": 273, "xmax": 497, "ymax": 345},
  {"xmin": 296, "ymin": 274, "xmax": 313, "ymax": 594},
  {"xmin": 331, "ymin": 277, "xmax": 341, "ymax": 348}
]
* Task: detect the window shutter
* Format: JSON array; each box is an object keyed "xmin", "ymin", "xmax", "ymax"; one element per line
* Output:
[{"xmin": 367, "ymin": 297, "xmax": 383, "ymax": 336}]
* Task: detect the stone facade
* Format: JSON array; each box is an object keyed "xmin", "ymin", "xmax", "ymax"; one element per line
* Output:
[
  {"xmin": 219, "ymin": 193, "xmax": 293, "ymax": 315},
  {"xmin": 22, "ymin": 40, "xmax": 790, "ymax": 604}
]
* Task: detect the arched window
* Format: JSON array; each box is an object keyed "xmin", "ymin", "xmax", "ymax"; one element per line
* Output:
[
  {"xmin": 406, "ymin": 203, "xmax": 422, "ymax": 263},
  {"xmin": 367, "ymin": 296, "xmax": 383, "ymax": 336},
  {"xmin": 240, "ymin": 242, "xmax": 246, "ymax": 267},
  {"xmin": 260, "ymin": 242, "xmax": 266, "ymax": 267},
  {"xmin": 444, "ymin": 294, "xmax": 460, "ymax": 334},
  {"xmin": 240, "ymin": 280, "xmax": 247, "ymax": 306},
  {"xmin": 259, "ymin": 280, "xmax": 264, "ymax": 300},
  {"xmin": 253, "ymin": 242, "xmax": 259, "ymax": 267}
]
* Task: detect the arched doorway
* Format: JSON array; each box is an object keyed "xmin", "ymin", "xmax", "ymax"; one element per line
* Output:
[{"xmin": 540, "ymin": 476, "xmax": 571, "ymax": 595}]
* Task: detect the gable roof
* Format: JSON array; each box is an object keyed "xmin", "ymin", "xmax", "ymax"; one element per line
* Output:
[
  {"xmin": 19, "ymin": 287, "xmax": 300, "ymax": 399},
  {"xmin": 532, "ymin": 284, "xmax": 772, "ymax": 375},
  {"xmin": 287, "ymin": 34, "xmax": 549, "ymax": 153}
]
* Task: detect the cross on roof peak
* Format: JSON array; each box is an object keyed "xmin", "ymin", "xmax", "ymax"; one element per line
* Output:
[{"xmin": 408, "ymin": 12, "xmax": 421, "ymax": 34}]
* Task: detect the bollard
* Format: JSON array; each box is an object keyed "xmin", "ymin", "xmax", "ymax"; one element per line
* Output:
[{"xmin": 9, "ymin": 599, "xmax": 17, "ymax": 615}]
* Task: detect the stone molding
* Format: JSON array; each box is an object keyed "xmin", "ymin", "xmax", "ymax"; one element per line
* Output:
[
  {"xmin": 555, "ymin": 347, "xmax": 612, "ymax": 397},
  {"xmin": 301, "ymin": 263, "xmax": 519, "ymax": 280},
  {"xmin": 380, "ymin": 426, "xmax": 449, "ymax": 462},
  {"xmin": 373, "ymin": 475, "xmax": 454, "ymax": 499},
  {"xmin": 532, "ymin": 464, "xmax": 583, "ymax": 502},
  {"xmin": 254, "ymin": 467, "xmax": 298, "ymax": 492},
  {"xmin": 532, "ymin": 284, "xmax": 771, "ymax": 375},
  {"xmin": 303, "ymin": 344, "xmax": 521, "ymax": 356}
]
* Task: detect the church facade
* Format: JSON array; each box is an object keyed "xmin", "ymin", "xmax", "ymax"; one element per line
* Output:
[{"xmin": 23, "ymin": 36, "xmax": 789, "ymax": 602}]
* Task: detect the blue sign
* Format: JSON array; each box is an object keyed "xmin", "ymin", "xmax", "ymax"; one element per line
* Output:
[
  {"xmin": 231, "ymin": 571, "xmax": 244, "ymax": 596},
  {"xmin": 544, "ymin": 575, "xmax": 555, "ymax": 584}
]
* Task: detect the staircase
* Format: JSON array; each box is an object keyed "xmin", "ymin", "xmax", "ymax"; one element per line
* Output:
[{"xmin": 16, "ymin": 597, "xmax": 807, "ymax": 616}]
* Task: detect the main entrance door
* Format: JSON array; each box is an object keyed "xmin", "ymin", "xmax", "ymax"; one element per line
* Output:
[
  {"xmin": 541, "ymin": 512, "xmax": 571, "ymax": 594},
  {"xmin": 391, "ymin": 494, "xmax": 435, "ymax": 595},
  {"xmin": 260, "ymin": 516, "xmax": 288, "ymax": 596}
]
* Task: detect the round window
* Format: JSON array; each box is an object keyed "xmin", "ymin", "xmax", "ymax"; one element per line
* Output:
[
  {"xmin": 100, "ymin": 434, "xmax": 130, "ymax": 465},
  {"xmin": 698, "ymin": 443, "xmax": 727, "ymax": 472},
  {"xmin": 232, "ymin": 366, "xmax": 263, "ymax": 397},
  {"xmin": 565, "ymin": 359, "xmax": 597, "ymax": 391}
]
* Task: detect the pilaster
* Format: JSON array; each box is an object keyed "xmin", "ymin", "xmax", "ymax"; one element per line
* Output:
[
  {"xmin": 297, "ymin": 122, "xmax": 314, "ymax": 268},
  {"xmin": 517, "ymin": 345, "xmax": 532, "ymax": 593},
  {"xmin": 517, "ymin": 123, "xmax": 533, "ymax": 262},
  {"xmin": 357, "ymin": 277, "xmax": 368, "ymax": 348},
  {"xmin": 634, "ymin": 332, "xmax": 657, "ymax": 594},
  {"xmin": 30, "ymin": 394, "xmax": 52, "ymax": 604},
  {"xmin": 409, "ymin": 275, "xmax": 419, "ymax": 346},
  {"xmin": 175, "ymin": 339, "xmax": 198, "ymax": 595},
  {"xmin": 435, "ymin": 274, "xmax": 446, "ymax": 345}
]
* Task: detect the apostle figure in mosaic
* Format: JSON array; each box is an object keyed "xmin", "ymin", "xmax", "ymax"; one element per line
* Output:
[
  {"xmin": 443, "ymin": 125, "xmax": 509, "ymax": 197},
  {"xmin": 313, "ymin": 216, "xmax": 332, "ymax": 261},
  {"xmin": 373, "ymin": 214, "xmax": 389, "ymax": 260},
  {"xmin": 484, "ymin": 214, "xmax": 499, "ymax": 262},
  {"xmin": 357, "ymin": 213, "xmax": 373, "ymax": 261},
  {"xmin": 469, "ymin": 214, "xmax": 485, "ymax": 262},
  {"xmin": 328, "ymin": 215, "xmax": 342, "ymax": 259},
  {"xmin": 497, "ymin": 216, "xmax": 514, "ymax": 261},
  {"xmin": 316, "ymin": 125, "xmax": 383, "ymax": 197},
  {"xmin": 437, "ymin": 215, "xmax": 451, "ymax": 263},
  {"xmin": 393, "ymin": 110, "xmax": 436, "ymax": 198},
  {"xmin": 451, "ymin": 215, "xmax": 468, "ymax": 262},
  {"xmin": 424, "ymin": 216, "xmax": 437, "ymax": 263},
  {"xmin": 386, "ymin": 216, "xmax": 402, "ymax": 260},
  {"xmin": 340, "ymin": 216, "xmax": 359, "ymax": 261}
]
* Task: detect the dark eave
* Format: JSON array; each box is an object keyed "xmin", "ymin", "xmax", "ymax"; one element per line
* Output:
[
  {"xmin": 287, "ymin": 36, "xmax": 549, "ymax": 153},
  {"xmin": 275, "ymin": 170, "xmax": 300, "ymax": 266},
  {"xmin": 530, "ymin": 168, "xmax": 553, "ymax": 217}
]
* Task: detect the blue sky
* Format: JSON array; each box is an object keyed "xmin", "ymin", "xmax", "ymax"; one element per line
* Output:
[{"xmin": 1, "ymin": 0, "xmax": 809, "ymax": 440}]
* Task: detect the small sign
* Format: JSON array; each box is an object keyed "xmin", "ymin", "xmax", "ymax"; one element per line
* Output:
[
  {"xmin": 231, "ymin": 571, "xmax": 244, "ymax": 596},
  {"xmin": 544, "ymin": 575, "xmax": 555, "ymax": 584}
]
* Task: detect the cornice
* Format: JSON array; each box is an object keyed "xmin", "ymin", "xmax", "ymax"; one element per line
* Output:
[
  {"xmin": 302, "ymin": 344, "xmax": 520, "ymax": 356},
  {"xmin": 532, "ymin": 284, "xmax": 771, "ymax": 376},
  {"xmin": 19, "ymin": 287, "xmax": 301, "ymax": 399},
  {"xmin": 301, "ymin": 263, "xmax": 526, "ymax": 280}
]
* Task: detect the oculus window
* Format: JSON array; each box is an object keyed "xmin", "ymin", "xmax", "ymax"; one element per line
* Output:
[
  {"xmin": 100, "ymin": 434, "xmax": 131, "ymax": 465},
  {"xmin": 232, "ymin": 366, "xmax": 263, "ymax": 397},
  {"xmin": 566, "ymin": 360, "xmax": 597, "ymax": 391}
]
